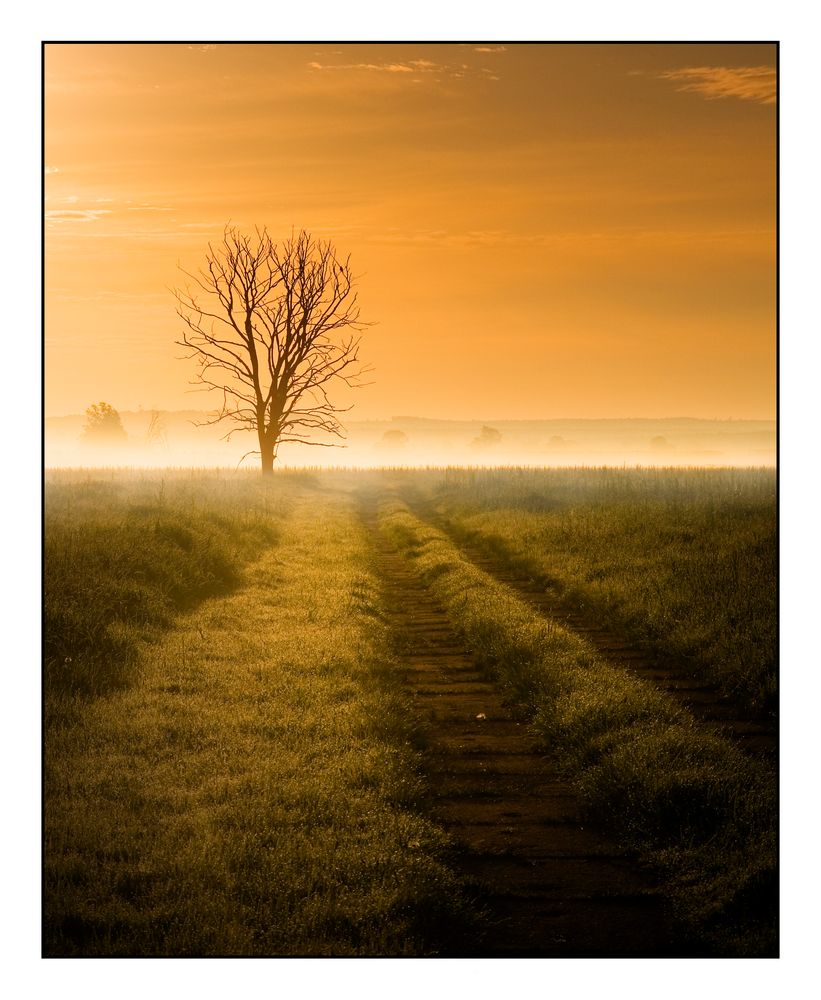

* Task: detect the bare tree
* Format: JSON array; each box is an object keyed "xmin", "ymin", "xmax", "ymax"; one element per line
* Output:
[
  {"xmin": 174, "ymin": 226, "xmax": 369, "ymax": 474},
  {"xmin": 145, "ymin": 409, "xmax": 168, "ymax": 448}
]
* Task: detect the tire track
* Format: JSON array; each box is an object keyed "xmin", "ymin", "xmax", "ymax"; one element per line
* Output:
[
  {"xmin": 409, "ymin": 499, "xmax": 776, "ymax": 759},
  {"xmin": 362, "ymin": 495, "xmax": 693, "ymax": 957}
]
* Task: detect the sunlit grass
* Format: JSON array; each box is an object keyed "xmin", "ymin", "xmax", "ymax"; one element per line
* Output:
[
  {"xmin": 44, "ymin": 480, "xmax": 472, "ymax": 956},
  {"xmin": 377, "ymin": 492, "xmax": 776, "ymax": 956},
  {"xmin": 45, "ymin": 470, "xmax": 291, "ymax": 696},
  {"xmin": 43, "ymin": 465, "xmax": 777, "ymax": 957},
  {"xmin": 410, "ymin": 466, "xmax": 776, "ymax": 715}
]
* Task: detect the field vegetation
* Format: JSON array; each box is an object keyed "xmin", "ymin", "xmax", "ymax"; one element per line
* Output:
[
  {"xmin": 44, "ymin": 472, "xmax": 474, "ymax": 956},
  {"xmin": 45, "ymin": 470, "xmax": 287, "ymax": 698},
  {"xmin": 44, "ymin": 466, "xmax": 777, "ymax": 957},
  {"xmin": 409, "ymin": 467, "xmax": 776, "ymax": 717},
  {"xmin": 376, "ymin": 489, "xmax": 776, "ymax": 955}
]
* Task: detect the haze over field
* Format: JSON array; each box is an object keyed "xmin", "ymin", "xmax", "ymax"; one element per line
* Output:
[
  {"xmin": 45, "ymin": 42, "xmax": 775, "ymax": 463},
  {"xmin": 46, "ymin": 412, "xmax": 775, "ymax": 469}
]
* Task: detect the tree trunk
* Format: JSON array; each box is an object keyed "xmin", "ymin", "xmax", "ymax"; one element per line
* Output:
[{"xmin": 260, "ymin": 435, "xmax": 275, "ymax": 476}]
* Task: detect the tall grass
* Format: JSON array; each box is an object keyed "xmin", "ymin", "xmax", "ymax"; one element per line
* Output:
[
  {"xmin": 45, "ymin": 471, "xmax": 287, "ymax": 696},
  {"xmin": 378, "ymin": 492, "xmax": 777, "ymax": 956},
  {"xmin": 411, "ymin": 467, "xmax": 776, "ymax": 716}
]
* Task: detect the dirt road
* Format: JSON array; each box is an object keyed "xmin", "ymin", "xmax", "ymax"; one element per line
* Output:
[
  {"xmin": 362, "ymin": 497, "xmax": 695, "ymax": 957},
  {"xmin": 413, "ymin": 502, "xmax": 776, "ymax": 759}
]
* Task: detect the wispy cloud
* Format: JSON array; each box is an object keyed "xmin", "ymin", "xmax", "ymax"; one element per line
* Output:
[
  {"xmin": 660, "ymin": 66, "xmax": 776, "ymax": 105},
  {"xmin": 46, "ymin": 209, "xmax": 112, "ymax": 223},
  {"xmin": 45, "ymin": 165, "xmax": 60, "ymax": 175},
  {"xmin": 365, "ymin": 224, "xmax": 774, "ymax": 250},
  {"xmin": 187, "ymin": 44, "xmax": 217, "ymax": 53},
  {"xmin": 46, "ymin": 194, "xmax": 175, "ymax": 227},
  {"xmin": 307, "ymin": 56, "xmax": 502, "ymax": 83},
  {"xmin": 474, "ymin": 45, "xmax": 507, "ymax": 53},
  {"xmin": 308, "ymin": 61, "xmax": 413, "ymax": 74}
]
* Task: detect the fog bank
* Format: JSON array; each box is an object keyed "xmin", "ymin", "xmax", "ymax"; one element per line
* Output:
[{"xmin": 45, "ymin": 412, "xmax": 776, "ymax": 470}]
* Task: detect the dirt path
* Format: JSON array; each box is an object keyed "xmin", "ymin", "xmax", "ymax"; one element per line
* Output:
[
  {"xmin": 362, "ymin": 497, "xmax": 693, "ymax": 957},
  {"xmin": 410, "ymin": 501, "xmax": 776, "ymax": 760}
]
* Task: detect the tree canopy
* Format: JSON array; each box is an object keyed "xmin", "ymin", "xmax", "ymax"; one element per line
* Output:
[{"xmin": 82, "ymin": 402, "xmax": 127, "ymax": 442}]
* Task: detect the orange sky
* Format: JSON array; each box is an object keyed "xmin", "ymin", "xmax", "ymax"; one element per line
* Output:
[{"xmin": 44, "ymin": 42, "xmax": 776, "ymax": 420}]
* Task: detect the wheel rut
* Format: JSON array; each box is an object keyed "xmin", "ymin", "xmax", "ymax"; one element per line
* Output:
[
  {"xmin": 362, "ymin": 497, "xmax": 691, "ymax": 957},
  {"xmin": 411, "ymin": 502, "xmax": 776, "ymax": 760}
]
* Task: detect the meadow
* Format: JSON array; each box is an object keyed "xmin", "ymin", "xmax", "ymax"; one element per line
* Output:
[
  {"xmin": 43, "ymin": 466, "xmax": 777, "ymax": 957},
  {"xmin": 410, "ymin": 467, "xmax": 777, "ymax": 717},
  {"xmin": 45, "ymin": 470, "xmax": 476, "ymax": 955},
  {"xmin": 45, "ymin": 470, "xmax": 285, "ymax": 698},
  {"xmin": 375, "ymin": 483, "xmax": 776, "ymax": 955}
]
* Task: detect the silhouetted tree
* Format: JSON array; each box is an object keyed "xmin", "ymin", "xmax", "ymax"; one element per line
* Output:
[
  {"xmin": 471, "ymin": 425, "xmax": 502, "ymax": 449},
  {"xmin": 82, "ymin": 402, "xmax": 127, "ymax": 443},
  {"xmin": 377, "ymin": 429, "xmax": 409, "ymax": 449},
  {"xmin": 174, "ymin": 226, "xmax": 369, "ymax": 475}
]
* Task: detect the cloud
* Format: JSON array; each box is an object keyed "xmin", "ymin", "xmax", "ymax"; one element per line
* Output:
[
  {"xmin": 660, "ymin": 65, "xmax": 776, "ymax": 105},
  {"xmin": 187, "ymin": 44, "xmax": 217, "ymax": 53},
  {"xmin": 45, "ymin": 165, "xmax": 60, "ymax": 175},
  {"xmin": 364, "ymin": 224, "xmax": 773, "ymax": 250},
  {"xmin": 46, "ymin": 209, "xmax": 111, "ymax": 223},
  {"xmin": 474, "ymin": 45, "xmax": 507, "ymax": 53},
  {"xmin": 307, "ymin": 57, "xmax": 501, "ymax": 83},
  {"xmin": 309, "ymin": 61, "xmax": 413, "ymax": 73}
]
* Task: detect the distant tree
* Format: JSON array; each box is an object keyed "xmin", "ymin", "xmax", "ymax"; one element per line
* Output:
[
  {"xmin": 471, "ymin": 425, "xmax": 502, "ymax": 449},
  {"xmin": 82, "ymin": 402, "xmax": 127, "ymax": 443},
  {"xmin": 145, "ymin": 409, "xmax": 168, "ymax": 447},
  {"xmin": 174, "ymin": 225, "xmax": 370, "ymax": 475},
  {"xmin": 377, "ymin": 429, "xmax": 409, "ymax": 449}
]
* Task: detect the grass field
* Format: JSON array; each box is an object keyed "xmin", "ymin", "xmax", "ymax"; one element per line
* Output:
[
  {"xmin": 45, "ymin": 470, "xmax": 288, "ymax": 698},
  {"xmin": 376, "ymin": 486, "xmax": 776, "ymax": 955},
  {"xmin": 44, "ymin": 466, "xmax": 777, "ymax": 957},
  {"xmin": 44, "ymin": 472, "xmax": 474, "ymax": 955},
  {"xmin": 410, "ymin": 467, "xmax": 777, "ymax": 717}
]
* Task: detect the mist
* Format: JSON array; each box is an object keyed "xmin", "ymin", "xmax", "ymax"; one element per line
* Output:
[{"xmin": 45, "ymin": 410, "xmax": 776, "ymax": 470}]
